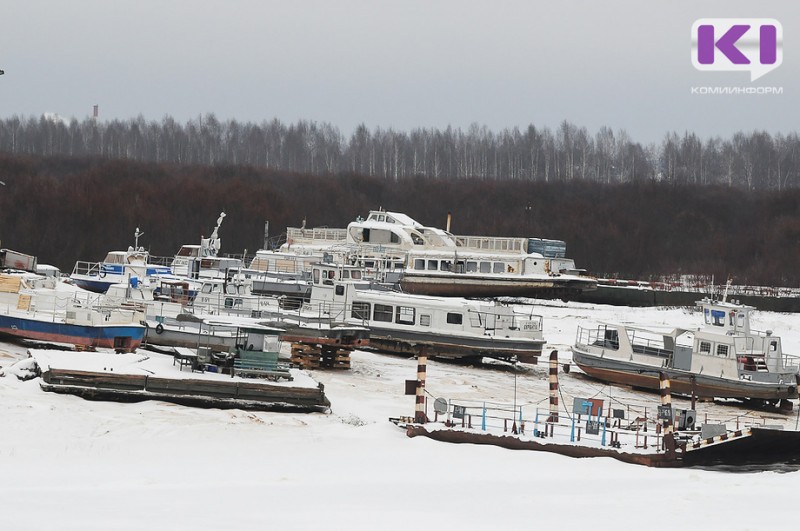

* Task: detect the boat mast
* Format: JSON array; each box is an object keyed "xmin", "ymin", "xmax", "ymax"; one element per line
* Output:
[{"xmin": 134, "ymin": 227, "xmax": 144, "ymax": 251}]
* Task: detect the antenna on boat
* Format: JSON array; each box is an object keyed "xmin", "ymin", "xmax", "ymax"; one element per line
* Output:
[
  {"xmin": 722, "ymin": 277, "xmax": 732, "ymax": 303},
  {"xmin": 134, "ymin": 227, "xmax": 144, "ymax": 250}
]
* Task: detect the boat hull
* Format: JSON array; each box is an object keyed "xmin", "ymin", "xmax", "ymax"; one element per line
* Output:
[
  {"xmin": 0, "ymin": 314, "xmax": 144, "ymax": 351},
  {"xmin": 367, "ymin": 327, "xmax": 544, "ymax": 363},
  {"xmin": 571, "ymin": 347, "xmax": 799, "ymax": 401},
  {"xmin": 71, "ymin": 276, "xmax": 114, "ymax": 294},
  {"xmin": 399, "ymin": 273, "xmax": 596, "ymax": 299},
  {"xmin": 144, "ymin": 322, "xmax": 238, "ymax": 352}
]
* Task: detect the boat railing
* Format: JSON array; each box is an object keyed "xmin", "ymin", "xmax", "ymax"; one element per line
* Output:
[
  {"xmin": 435, "ymin": 396, "xmax": 776, "ymax": 453},
  {"xmin": 454, "ymin": 235, "xmax": 527, "ymax": 253},
  {"xmin": 575, "ymin": 325, "xmax": 618, "ymax": 350},
  {"xmin": 71, "ymin": 261, "xmax": 102, "ymax": 277},
  {"xmin": 286, "ymin": 227, "xmax": 348, "ymax": 244}
]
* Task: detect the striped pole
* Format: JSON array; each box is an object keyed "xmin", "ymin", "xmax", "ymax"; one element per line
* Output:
[
  {"xmin": 415, "ymin": 348, "xmax": 428, "ymax": 424},
  {"xmin": 659, "ymin": 372, "xmax": 676, "ymax": 456},
  {"xmin": 547, "ymin": 350, "xmax": 559, "ymax": 435}
]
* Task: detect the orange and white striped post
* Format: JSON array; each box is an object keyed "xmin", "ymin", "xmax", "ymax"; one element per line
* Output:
[
  {"xmin": 415, "ymin": 349, "xmax": 428, "ymax": 424},
  {"xmin": 659, "ymin": 372, "xmax": 676, "ymax": 456},
  {"xmin": 547, "ymin": 350, "xmax": 559, "ymax": 436}
]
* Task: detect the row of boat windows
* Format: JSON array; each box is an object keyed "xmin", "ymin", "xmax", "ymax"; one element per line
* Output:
[
  {"xmin": 313, "ymin": 269, "xmax": 363, "ymax": 284},
  {"xmin": 698, "ymin": 339, "xmax": 779, "ymax": 358},
  {"xmin": 351, "ymin": 302, "xmax": 463, "ymax": 327},
  {"xmin": 412, "ymin": 259, "xmax": 517, "ymax": 274},
  {"xmin": 201, "ymin": 284, "xmax": 248, "ymax": 295},
  {"xmin": 698, "ymin": 341, "xmax": 731, "ymax": 358}
]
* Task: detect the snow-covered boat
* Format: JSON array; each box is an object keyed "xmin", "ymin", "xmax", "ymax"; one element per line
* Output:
[
  {"xmin": 70, "ymin": 228, "xmax": 172, "ymax": 293},
  {"xmin": 169, "ymin": 212, "xmax": 243, "ymax": 279},
  {"xmin": 278, "ymin": 208, "xmax": 596, "ymax": 299},
  {"xmin": 277, "ymin": 262, "xmax": 545, "ymax": 363},
  {"xmin": 0, "ymin": 273, "xmax": 145, "ymax": 351},
  {"xmin": 571, "ymin": 296, "xmax": 800, "ymax": 407}
]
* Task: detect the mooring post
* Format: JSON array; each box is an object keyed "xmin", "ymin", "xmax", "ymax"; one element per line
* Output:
[
  {"xmin": 601, "ymin": 417, "xmax": 607, "ymax": 446},
  {"xmin": 415, "ymin": 349, "xmax": 428, "ymax": 424},
  {"xmin": 547, "ymin": 350, "xmax": 559, "ymax": 437},
  {"xmin": 659, "ymin": 372, "xmax": 676, "ymax": 457}
]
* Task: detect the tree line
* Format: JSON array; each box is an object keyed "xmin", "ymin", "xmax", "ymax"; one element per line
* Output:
[
  {"xmin": 0, "ymin": 154, "xmax": 798, "ymax": 287},
  {"xmin": 0, "ymin": 114, "xmax": 798, "ymax": 190}
]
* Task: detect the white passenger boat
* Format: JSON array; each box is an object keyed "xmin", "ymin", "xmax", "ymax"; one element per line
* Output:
[
  {"xmin": 278, "ymin": 209, "xmax": 596, "ymax": 299},
  {"xmin": 169, "ymin": 212, "xmax": 243, "ymax": 278},
  {"xmin": 70, "ymin": 229, "xmax": 172, "ymax": 293},
  {"xmin": 571, "ymin": 295, "xmax": 800, "ymax": 407},
  {"xmin": 292, "ymin": 262, "xmax": 546, "ymax": 363}
]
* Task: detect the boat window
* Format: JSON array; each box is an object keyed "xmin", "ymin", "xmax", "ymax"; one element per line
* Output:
[
  {"xmin": 427, "ymin": 260, "xmax": 438, "ymax": 271},
  {"xmin": 770, "ymin": 340, "xmax": 778, "ymax": 352},
  {"xmin": 351, "ymin": 270, "xmax": 362, "ymax": 280},
  {"xmin": 335, "ymin": 285, "xmax": 345, "ymax": 296},
  {"xmin": 225, "ymin": 284, "xmax": 236, "ymax": 295},
  {"xmin": 710, "ymin": 310, "xmax": 725, "ymax": 326},
  {"xmin": 202, "ymin": 284, "xmax": 213, "ymax": 294},
  {"xmin": 446, "ymin": 312, "xmax": 463, "ymax": 325},
  {"xmin": 323, "ymin": 270, "xmax": 335, "ymax": 285},
  {"xmin": 377, "ymin": 215, "xmax": 385, "ymax": 222},
  {"xmin": 466, "ymin": 261, "xmax": 478, "ymax": 272},
  {"xmin": 729, "ymin": 312, "xmax": 735, "ymax": 326},
  {"xmin": 480, "ymin": 262, "xmax": 491, "ymax": 273},
  {"xmin": 225, "ymin": 297, "xmax": 234, "ymax": 308},
  {"xmin": 390, "ymin": 232, "xmax": 400, "ymax": 243},
  {"xmin": 455, "ymin": 261, "xmax": 465, "ymax": 274},
  {"xmin": 414, "ymin": 259, "xmax": 425, "ymax": 270},
  {"xmin": 396, "ymin": 306, "xmax": 415, "ymax": 325},
  {"xmin": 493, "ymin": 262, "xmax": 505, "ymax": 274},
  {"xmin": 373, "ymin": 304, "xmax": 393, "ymax": 322},
  {"xmin": 362, "ymin": 228, "xmax": 371, "ymax": 242},
  {"xmin": 738, "ymin": 313, "xmax": 745, "ymax": 328},
  {"xmin": 420, "ymin": 314, "xmax": 431, "ymax": 326},
  {"xmin": 411, "ymin": 233, "xmax": 424, "ymax": 245},
  {"xmin": 716, "ymin": 344, "xmax": 729, "ymax": 357},
  {"xmin": 352, "ymin": 302, "xmax": 370, "ymax": 320},
  {"xmin": 313, "ymin": 269, "xmax": 320, "ymax": 284},
  {"xmin": 440, "ymin": 261, "xmax": 452, "ymax": 272},
  {"xmin": 703, "ymin": 308, "xmax": 710, "ymax": 324},
  {"xmin": 699, "ymin": 341, "xmax": 711, "ymax": 354}
]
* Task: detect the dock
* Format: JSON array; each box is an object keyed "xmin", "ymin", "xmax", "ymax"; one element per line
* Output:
[{"xmin": 30, "ymin": 349, "xmax": 329, "ymax": 412}]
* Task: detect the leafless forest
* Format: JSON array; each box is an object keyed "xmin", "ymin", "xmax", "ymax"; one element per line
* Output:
[
  {"xmin": 1, "ymin": 115, "xmax": 799, "ymax": 189},
  {"xmin": 0, "ymin": 147, "xmax": 798, "ymax": 287}
]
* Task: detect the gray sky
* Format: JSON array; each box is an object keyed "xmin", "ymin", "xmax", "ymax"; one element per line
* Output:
[{"xmin": 2, "ymin": 1, "xmax": 797, "ymax": 144}]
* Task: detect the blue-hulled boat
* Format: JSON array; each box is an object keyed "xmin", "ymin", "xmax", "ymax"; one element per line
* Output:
[
  {"xmin": 0, "ymin": 273, "xmax": 145, "ymax": 351},
  {"xmin": 70, "ymin": 228, "xmax": 172, "ymax": 293}
]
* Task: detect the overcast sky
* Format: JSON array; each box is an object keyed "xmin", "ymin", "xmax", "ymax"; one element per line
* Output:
[{"xmin": 2, "ymin": 1, "xmax": 796, "ymax": 144}]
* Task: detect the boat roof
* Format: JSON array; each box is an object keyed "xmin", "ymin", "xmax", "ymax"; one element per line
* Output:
[{"xmin": 596, "ymin": 321, "xmax": 692, "ymax": 337}]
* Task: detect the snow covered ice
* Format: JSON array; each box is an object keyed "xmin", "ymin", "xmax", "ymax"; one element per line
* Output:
[{"xmin": 1, "ymin": 301, "xmax": 799, "ymax": 530}]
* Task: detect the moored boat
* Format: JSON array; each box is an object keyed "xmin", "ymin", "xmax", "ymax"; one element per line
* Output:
[
  {"xmin": 278, "ymin": 208, "xmax": 596, "ymax": 299},
  {"xmin": 70, "ymin": 228, "xmax": 172, "ymax": 293},
  {"xmin": 0, "ymin": 273, "xmax": 145, "ymax": 351},
  {"xmin": 571, "ymin": 296, "xmax": 800, "ymax": 407}
]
